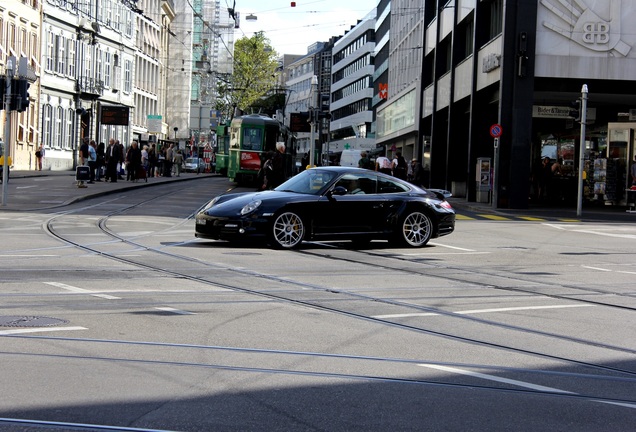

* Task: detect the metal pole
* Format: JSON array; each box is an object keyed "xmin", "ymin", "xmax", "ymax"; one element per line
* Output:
[
  {"xmin": 492, "ymin": 138, "xmax": 499, "ymax": 208},
  {"xmin": 309, "ymin": 75, "xmax": 318, "ymax": 168},
  {"xmin": 576, "ymin": 84, "xmax": 588, "ymax": 217},
  {"xmin": 2, "ymin": 58, "xmax": 14, "ymax": 206}
]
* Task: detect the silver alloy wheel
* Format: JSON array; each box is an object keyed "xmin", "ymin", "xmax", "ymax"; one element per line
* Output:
[
  {"xmin": 272, "ymin": 211, "xmax": 305, "ymax": 248},
  {"xmin": 401, "ymin": 211, "xmax": 432, "ymax": 247}
]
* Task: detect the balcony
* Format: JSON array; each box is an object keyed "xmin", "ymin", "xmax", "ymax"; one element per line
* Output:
[{"xmin": 76, "ymin": 76, "xmax": 104, "ymax": 98}]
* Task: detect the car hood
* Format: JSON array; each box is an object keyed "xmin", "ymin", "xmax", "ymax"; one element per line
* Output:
[{"xmin": 203, "ymin": 190, "xmax": 318, "ymax": 214}]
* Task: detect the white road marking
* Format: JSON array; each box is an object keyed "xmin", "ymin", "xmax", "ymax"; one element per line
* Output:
[
  {"xmin": 44, "ymin": 282, "xmax": 121, "ymax": 300},
  {"xmin": 0, "ymin": 326, "xmax": 87, "ymax": 336},
  {"xmin": 0, "ymin": 255, "xmax": 58, "ymax": 257},
  {"xmin": 418, "ymin": 363, "xmax": 636, "ymax": 409},
  {"xmin": 418, "ymin": 363, "xmax": 573, "ymax": 393},
  {"xmin": 581, "ymin": 266, "xmax": 613, "ymax": 272},
  {"xmin": 545, "ymin": 223, "xmax": 636, "ymax": 239},
  {"xmin": 16, "ymin": 185, "xmax": 38, "ymax": 189},
  {"xmin": 427, "ymin": 242, "xmax": 476, "ymax": 251},
  {"xmin": 373, "ymin": 304, "xmax": 593, "ymax": 319},
  {"xmin": 154, "ymin": 307, "xmax": 196, "ymax": 315}
]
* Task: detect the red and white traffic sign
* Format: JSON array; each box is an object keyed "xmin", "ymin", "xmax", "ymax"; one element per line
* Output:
[{"xmin": 490, "ymin": 124, "xmax": 502, "ymax": 138}]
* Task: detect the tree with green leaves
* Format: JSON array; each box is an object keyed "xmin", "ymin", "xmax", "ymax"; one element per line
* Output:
[{"xmin": 216, "ymin": 32, "xmax": 280, "ymax": 118}]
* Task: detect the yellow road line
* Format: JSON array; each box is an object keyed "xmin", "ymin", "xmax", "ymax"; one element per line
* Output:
[{"xmin": 478, "ymin": 214, "xmax": 511, "ymax": 221}]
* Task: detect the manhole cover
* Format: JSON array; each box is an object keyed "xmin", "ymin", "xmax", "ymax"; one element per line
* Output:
[{"xmin": 0, "ymin": 316, "xmax": 69, "ymax": 328}]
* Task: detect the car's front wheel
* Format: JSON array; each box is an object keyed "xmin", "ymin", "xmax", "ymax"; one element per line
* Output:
[
  {"xmin": 271, "ymin": 211, "xmax": 305, "ymax": 248},
  {"xmin": 397, "ymin": 211, "xmax": 432, "ymax": 247}
]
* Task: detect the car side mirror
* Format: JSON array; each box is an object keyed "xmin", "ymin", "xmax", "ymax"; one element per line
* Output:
[{"xmin": 327, "ymin": 185, "xmax": 348, "ymax": 199}]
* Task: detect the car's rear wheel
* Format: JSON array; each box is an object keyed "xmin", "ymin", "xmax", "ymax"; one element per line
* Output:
[
  {"xmin": 271, "ymin": 211, "xmax": 305, "ymax": 248},
  {"xmin": 398, "ymin": 211, "xmax": 432, "ymax": 247}
]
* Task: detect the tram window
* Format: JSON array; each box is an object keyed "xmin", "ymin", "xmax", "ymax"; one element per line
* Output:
[{"xmin": 242, "ymin": 128, "xmax": 263, "ymax": 151}]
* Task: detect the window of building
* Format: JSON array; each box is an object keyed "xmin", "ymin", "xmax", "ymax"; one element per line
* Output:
[
  {"xmin": 57, "ymin": 34, "xmax": 65, "ymax": 75},
  {"xmin": 65, "ymin": 108, "xmax": 74, "ymax": 150},
  {"xmin": 104, "ymin": 51, "xmax": 111, "ymax": 87},
  {"xmin": 55, "ymin": 106, "xmax": 63, "ymax": 148},
  {"xmin": 124, "ymin": 59, "xmax": 132, "ymax": 93},
  {"xmin": 488, "ymin": 0, "xmax": 503, "ymax": 40},
  {"xmin": 46, "ymin": 30, "xmax": 54, "ymax": 71},
  {"xmin": 67, "ymin": 38, "xmax": 76, "ymax": 77},
  {"xmin": 42, "ymin": 104, "xmax": 52, "ymax": 147}
]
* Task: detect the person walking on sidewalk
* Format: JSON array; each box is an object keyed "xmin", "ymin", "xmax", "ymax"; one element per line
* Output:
[
  {"xmin": 173, "ymin": 150, "xmax": 184, "ymax": 177},
  {"xmin": 35, "ymin": 144, "xmax": 45, "ymax": 171},
  {"xmin": 87, "ymin": 140, "xmax": 97, "ymax": 184},
  {"xmin": 77, "ymin": 137, "xmax": 89, "ymax": 188}
]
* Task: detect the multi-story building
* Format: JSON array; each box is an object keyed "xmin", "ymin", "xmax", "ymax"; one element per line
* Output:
[
  {"xmin": 37, "ymin": 0, "xmax": 137, "ymax": 170},
  {"xmin": 329, "ymin": 10, "xmax": 377, "ymax": 155},
  {"xmin": 378, "ymin": 0, "xmax": 636, "ymax": 209},
  {"xmin": 1, "ymin": 0, "xmax": 40, "ymax": 170},
  {"xmin": 371, "ymin": 0, "xmax": 390, "ymax": 156},
  {"xmin": 131, "ymin": 0, "xmax": 174, "ymax": 149}
]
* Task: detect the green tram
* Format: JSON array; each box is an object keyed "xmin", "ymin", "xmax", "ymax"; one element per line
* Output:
[
  {"xmin": 214, "ymin": 121, "xmax": 230, "ymax": 177},
  {"xmin": 223, "ymin": 114, "xmax": 282, "ymax": 185}
]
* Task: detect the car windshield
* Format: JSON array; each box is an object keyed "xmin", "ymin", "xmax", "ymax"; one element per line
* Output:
[{"xmin": 274, "ymin": 169, "xmax": 338, "ymax": 195}]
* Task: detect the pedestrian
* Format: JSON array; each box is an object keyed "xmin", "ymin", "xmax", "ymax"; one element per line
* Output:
[
  {"xmin": 148, "ymin": 144, "xmax": 157, "ymax": 177},
  {"xmin": 116, "ymin": 140, "xmax": 125, "ymax": 180},
  {"xmin": 258, "ymin": 151, "xmax": 274, "ymax": 191},
  {"xmin": 77, "ymin": 137, "xmax": 90, "ymax": 188},
  {"xmin": 538, "ymin": 156, "xmax": 552, "ymax": 202},
  {"xmin": 630, "ymin": 155, "xmax": 636, "ymax": 186},
  {"xmin": 392, "ymin": 151, "xmax": 407, "ymax": 180},
  {"xmin": 87, "ymin": 140, "xmax": 97, "ymax": 184},
  {"xmin": 35, "ymin": 144, "xmax": 45, "ymax": 171},
  {"xmin": 173, "ymin": 149, "xmax": 184, "ymax": 176},
  {"xmin": 408, "ymin": 158, "xmax": 423, "ymax": 186},
  {"xmin": 127, "ymin": 141, "xmax": 142, "ymax": 182},
  {"xmin": 358, "ymin": 151, "xmax": 373, "ymax": 170},
  {"xmin": 164, "ymin": 143, "xmax": 174, "ymax": 177},
  {"xmin": 105, "ymin": 138, "xmax": 121, "ymax": 183},
  {"xmin": 268, "ymin": 143, "xmax": 286, "ymax": 189},
  {"xmin": 375, "ymin": 151, "xmax": 392, "ymax": 175},
  {"xmin": 96, "ymin": 142, "xmax": 105, "ymax": 181},
  {"xmin": 141, "ymin": 145, "xmax": 149, "ymax": 173}
]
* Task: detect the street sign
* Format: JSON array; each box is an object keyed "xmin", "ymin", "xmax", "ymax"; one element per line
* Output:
[{"xmin": 490, "ymin": 124, "xmax": 502, "ymax": 138}]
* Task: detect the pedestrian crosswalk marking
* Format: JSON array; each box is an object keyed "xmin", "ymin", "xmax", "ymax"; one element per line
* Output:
[
  {"xmin": 455, "ymin": 214, "xmax": 475, "ymax": 220},
  {"xmin": 518, "ymin": 216, "xmax": 546, "ymax": 221}
]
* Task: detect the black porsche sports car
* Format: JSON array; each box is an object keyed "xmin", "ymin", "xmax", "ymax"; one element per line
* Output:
[{"xmin": 195, "ymin": 166, "xmax": 455, "ymax": 248}]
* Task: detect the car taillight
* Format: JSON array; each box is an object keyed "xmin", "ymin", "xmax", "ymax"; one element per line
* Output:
[{"xmin": 439, "ymin": 200, "xmax": 453, "ymax": 210}]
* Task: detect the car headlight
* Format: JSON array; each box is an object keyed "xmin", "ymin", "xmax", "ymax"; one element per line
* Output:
[{"xmin": 240, "ymin": 200, "xmax": 262, "ymax": 215}]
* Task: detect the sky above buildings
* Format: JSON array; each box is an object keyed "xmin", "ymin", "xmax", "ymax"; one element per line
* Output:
[{"xmin": 230, "ymin": 0, "xmax": 376, "ymax": 55}]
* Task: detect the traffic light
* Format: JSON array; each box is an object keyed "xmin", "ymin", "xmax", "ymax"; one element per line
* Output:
[
  {"xmin": 8, "ymin": 79, "xmax": 30, "ymax": 112},
  {"xmin": 318, "ymin": 94, "xmax": 331, "ymax": 120},
  {"xmin": 16, "ymin": 79, "xmax": 30, "ymax": 112}
]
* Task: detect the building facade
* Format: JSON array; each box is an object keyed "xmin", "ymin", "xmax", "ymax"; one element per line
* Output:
[
  {"xmin": 329, "ymin": 10, "xmax": 377, "ymax": 155},
  {"xmin": 377, "ymin": 0, "xmax": 636, "ymax": 209},
  {"xmin": 1, "ymin": 0, "xmax": 41, "ymax": 170}
]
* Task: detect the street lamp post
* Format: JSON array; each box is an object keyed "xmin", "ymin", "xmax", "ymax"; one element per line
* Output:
[
  {"xmin": 576, "ymin": 84, "xmax": 588, "ymax": 217},
  {"xmin": 309, "ymin": 75, "xmax": 318, "ymax": 168}
]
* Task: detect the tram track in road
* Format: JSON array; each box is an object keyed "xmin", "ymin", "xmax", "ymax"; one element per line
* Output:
[{"xmin": 29, "ymin": 185, "xmax": 636, "ymax": 389}]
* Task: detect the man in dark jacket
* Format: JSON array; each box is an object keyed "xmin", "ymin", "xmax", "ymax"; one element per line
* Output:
[{"xmin": 105, "ymin": 138, "xmax": 121, "ymax": 182}]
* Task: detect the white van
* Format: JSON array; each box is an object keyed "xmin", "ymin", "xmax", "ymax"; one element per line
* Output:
[{"xmin": 339, "ymin": 149, "xmax": 364, "ymax": 167}]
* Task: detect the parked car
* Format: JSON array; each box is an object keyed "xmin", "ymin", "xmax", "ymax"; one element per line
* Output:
[
  {"xmin": 195, "ymin": 166, "xmax": 455, "ymax": 249},
  {"xmin": 184, "ymin": 157, "xmax": 206, "ymax": 172}
]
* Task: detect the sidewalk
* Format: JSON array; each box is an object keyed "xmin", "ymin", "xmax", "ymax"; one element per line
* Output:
[
  {"xmin": 448, "ymin": 195, "xmax": 636, "ymax": 223},
  {"xmin": 0, "ymin": 169, "xmax": 218, "ymax": 212}
]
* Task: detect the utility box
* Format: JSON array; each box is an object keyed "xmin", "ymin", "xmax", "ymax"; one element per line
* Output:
[{"xmin": 476, "ymin": 157, "xmax": 491, "ymax": 203}]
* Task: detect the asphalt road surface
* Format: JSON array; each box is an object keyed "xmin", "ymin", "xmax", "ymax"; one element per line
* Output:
[{"xmin": 1, "ymin": 176, "xmax": 635, "ymax": 431}]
